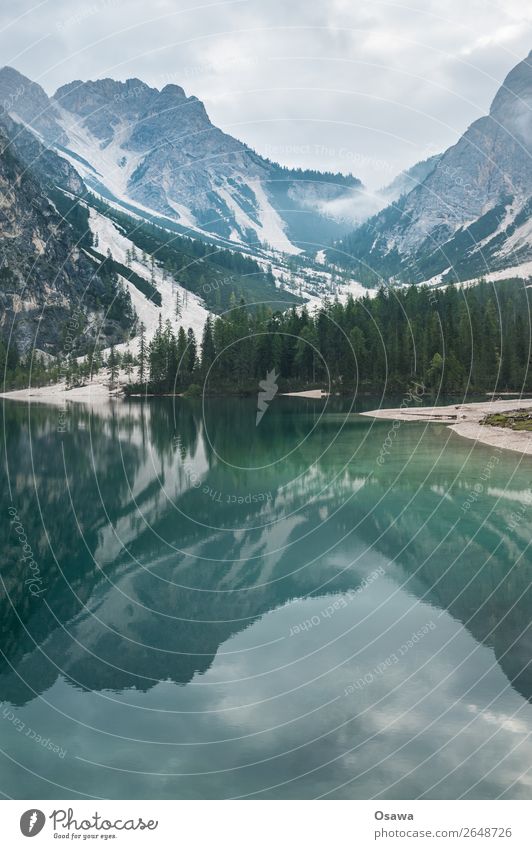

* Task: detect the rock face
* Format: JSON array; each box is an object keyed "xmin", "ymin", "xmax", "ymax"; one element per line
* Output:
[
  {"xmin": 0, "ymin": 68, "xmax": 363, "ymax": 252},
  {"xmin": 0, "ymin": 66, "xmax": 66, "ymax": 145},
  {"xmin": 0, "ymin": 111, "xmax": 84, "ymax": 196},
  {"xmin": 54, "ymin": 77, "xmax": 155, "ymax": 144},
  {"xmin": 333, "ymin": 51, "xmax": 532, "ymax": 283},
  {"xmin": 0, "ymin": 122, "xmax": 133, "ymax": 356}
]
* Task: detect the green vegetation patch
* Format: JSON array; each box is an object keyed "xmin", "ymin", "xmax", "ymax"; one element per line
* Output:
[{"xmin": 481, "ymin": 409, "xmax": 532, "ymax": 432}]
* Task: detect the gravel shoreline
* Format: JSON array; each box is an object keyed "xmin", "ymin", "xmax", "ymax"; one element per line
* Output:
[
  {"xmin": 0, "ymin": 379, "xmax": 122, "ymax": 405},
  {"xmin": 361, "ymin": 398, "xmax": 532, "ymax": 456}
]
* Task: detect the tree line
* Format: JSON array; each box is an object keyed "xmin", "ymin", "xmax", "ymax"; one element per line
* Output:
[
  {"xmin": 2, "ymin": 278, "xmax": 529, "ymax": 395},
  {"xmin": 126, "ymin": 279, "xmax": 532, "ymax": 396}
]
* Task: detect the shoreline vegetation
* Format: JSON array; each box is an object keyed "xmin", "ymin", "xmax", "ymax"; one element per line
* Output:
[{"xmin": 481, "ymin": 409, "xmax": 532, "ymax": 431}]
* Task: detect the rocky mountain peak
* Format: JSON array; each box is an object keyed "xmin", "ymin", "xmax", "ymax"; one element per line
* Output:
[
  {"xmin": 0, "ymin": 66, "xmax": 66, "ymax": 144},
  {"xmin": 488, "ymin": 51, "xmax": 532, "ymax": 147},
  {"xmin": 53, "ymin": 77, "xmax": 155, "ymax": 143},
  {"xmin": 490, "ymin": 51, "xmax": 532, "ymax": 114},
  {"xmin": 160, "ymin": 83, "xmax": 187, "ymax": 99}
]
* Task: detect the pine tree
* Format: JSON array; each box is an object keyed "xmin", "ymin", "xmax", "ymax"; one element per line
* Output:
[
  {"xmin": 107, "ymin": 344, "xmax": 119, "ymax": 388},
  {"xmin": 92, "ymin": 345, "xmax": 102, "ymax": 376},
  {"xmin": 148, "ymin": 317, "xmax": 166, "ymax": 388},
  {"xmin": 164, "ymin": 319, "xmax": 177, "ymax": 390},
  {"xmin": 138, "ymin": 322, "xmax": 147, "ymax": 383},
  {"xmin": 123, "ymin": 344, "xmax": 134, "ymax": 380},
  {"xmin": 200, "ymin": 316, "xmax": 216, "ymax": 376},
  {"xmin": 186, "ymin": 328, "xmax": 197, "ymax": 376},
  {"xmin": 176, "ymin": 326, "xmax": 188, "ymax": 386},
  {"xmin": 117, "ymin": 278, "xmax": 532, "ymax": 397},
  {"xmin": 294, "ymin": 325, "xmax": 319, "ymax": 383}
]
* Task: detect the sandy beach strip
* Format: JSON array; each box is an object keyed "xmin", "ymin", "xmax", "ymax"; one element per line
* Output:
[
  {"xmin": 361, "ymin": 398, "xmax": 532, "ymax": 456},
  {"xmin": 0, "ymin": 379, "xmax": 123, "ymax": 406},
  {"xmin": 281, "ymin": 389, "xmax": 328, "ymax": 398}
]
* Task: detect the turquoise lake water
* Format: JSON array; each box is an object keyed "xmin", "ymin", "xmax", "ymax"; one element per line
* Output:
[{"xmin": 1, "ymin": 396, "xmax": 531, "ymax": 799}]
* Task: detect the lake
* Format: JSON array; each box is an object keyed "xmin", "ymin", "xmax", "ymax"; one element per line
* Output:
[{"xmin": 1, "ymin": 396, "xmax": 531, "ymax": 799}]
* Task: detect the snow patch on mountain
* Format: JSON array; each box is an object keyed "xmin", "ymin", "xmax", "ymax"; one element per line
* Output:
[
  {"xmin": 496, "ymin": 208, "xmax": 532, "ymax": 256},
  {"xmin": 251, "ymin": 181, "xmax": 301, "ymax": 254},
  {"xmin": 88, "ymin": 208, "xmax": 210, "ymax": 357},
  {"xmin": 55, "ymin": 105, "xmax": 143, "ymax": 196}
]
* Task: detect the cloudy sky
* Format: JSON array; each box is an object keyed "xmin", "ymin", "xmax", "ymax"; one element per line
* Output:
[{"xmin": 2, "ymin": 0, "xmax": 532, "ymax": 186}]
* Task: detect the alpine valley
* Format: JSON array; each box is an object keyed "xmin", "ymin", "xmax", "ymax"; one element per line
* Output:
[{"xmin": 2, "ymin": 53, "xmax": 532, "ymax": 365}]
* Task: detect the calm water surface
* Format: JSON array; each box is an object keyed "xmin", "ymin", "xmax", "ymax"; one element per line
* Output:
[{"xmin": 1, "ymin": 396, "xmax": 531, "ymax": 799}]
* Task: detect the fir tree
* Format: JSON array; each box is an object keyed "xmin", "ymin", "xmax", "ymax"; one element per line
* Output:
[
  {"xmin": 200, "ymin": 316, "xmax": 216, "ymax": 376},
  {"xmin": 119, "ymin": 279, "xmax": 532, "ymax": 398},
  {"xmin": 138, "ymin": 322, "xmax": 147, "ymax": 383},
  {"xmin": 107, "ymin": 344, "xmax": 119, "ymax": 388},
  {"xmin": 123, "ymin": 345, "xmax": 134, "ymax": 380},
  {"xmin": 186, "ymin": 328, "xmax": 197, "ymax": 376},
  {"xmin": 176, "ymin": 326, "xmax": 188, "ymax": 386}
]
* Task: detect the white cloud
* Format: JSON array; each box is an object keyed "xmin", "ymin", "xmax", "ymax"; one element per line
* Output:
[
  {"xmin": 460, "ymin": 24, "xmax": 526, "ymax": 56},
  {"xmin": 1, "ymin": 0, "xmax": 532, "ymax": 186}
]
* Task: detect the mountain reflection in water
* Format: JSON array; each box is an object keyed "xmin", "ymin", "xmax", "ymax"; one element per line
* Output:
[{"xmin": 1, "ymin": 396, "xmax": 531, "ymax": 799}]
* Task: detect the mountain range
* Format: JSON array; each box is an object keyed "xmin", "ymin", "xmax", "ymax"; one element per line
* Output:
[
  {"xmin": 0, "ymin": 67, "xmax": 365, "ymax": 254},
  {"xmin": 3, "ymin": 52, "xmax": 532, "ymax": 358}
]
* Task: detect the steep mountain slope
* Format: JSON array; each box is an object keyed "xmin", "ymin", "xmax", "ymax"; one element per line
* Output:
[
  {"xmin": 82, "ymin": 192, "xmax": 301, "ymax": 325},
  {"xmin": 0, "ymin": 111, "xmax": 84, "ymax": 195},
  {"xmin": 331, "ymin": 51, "xmax": 532, "ymax": 284},
  {"xmin": 0, "ymin": 68, "xmax": 365, "ymax": 254},
  {"xmin": 0, "ymin": 122, "xmax": 134, "ymax": 356},
  {"xmin": 380, "ymin": 153, "xmax": 442, "ymax": 202}
]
